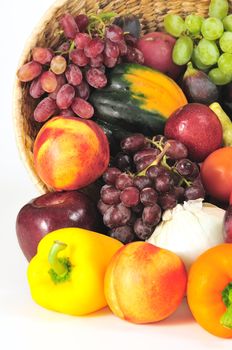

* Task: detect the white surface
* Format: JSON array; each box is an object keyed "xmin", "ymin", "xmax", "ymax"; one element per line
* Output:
[{"xmin": 1, "ymin": 1, "xmax": 231, "ymax": 349}]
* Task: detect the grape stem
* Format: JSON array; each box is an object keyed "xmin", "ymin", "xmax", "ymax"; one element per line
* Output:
[
  {"xmin": 69, "ymin": 40, "xmax": 75, "ymax": 53},
  {"xmin": 87, "ymin": 12, "xmax": 118, "ymax": 38},
  {"xmin": 147, "ymin": 136, "xmax": 165, "ymax": 151},
  {"xmin": 144, "ymin": 137, "xmax": 193, "ymax": 187},
  {"xmin": 137, "ymin": 143, "xmax": 171, "ymax": 177}
]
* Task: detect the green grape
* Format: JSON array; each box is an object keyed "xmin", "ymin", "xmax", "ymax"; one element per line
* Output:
[
  {"xmin": 209, "ymin": 0, "xmax": 229, "ymax": 19},
  {"xmin": 185, "ymin": 14, "xmax": 203, "ymax": 35},
  {"xmin": 197, "ymin": 38, "xmax": 220, "ymax": 66},
  {"xmin": 164, "ymin": 14, "xmax": 185, "ymax": 37},
  {"xmin": 192, "ymin": 48, "xmax": 212, "ymax": 70},
  {"xmin": 172, "ymin": 36, "xmax": 193, "ymax": 65},
  {"xmin": 208, "ymin": 67, "xmax": 232, "ymax": 85},
  {"xmin": 218, "ymin": 53, "xmax": 232, "ymax": 75},
  {"xmin": 223, "ymin": 14, "xmax": 232, "ymax": 31},
  {"xmin": 201, "ymin": 17, "xmax": 224, "ymax": 40},
  {"xmin": 219, "ymin": 32, "xmax": 232, "ymax": 53}
]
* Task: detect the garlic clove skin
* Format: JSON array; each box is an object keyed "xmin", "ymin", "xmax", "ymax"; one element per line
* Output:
[{"xmin": 147, "ymin": 199, "xmax": 225, "ymax": 272}]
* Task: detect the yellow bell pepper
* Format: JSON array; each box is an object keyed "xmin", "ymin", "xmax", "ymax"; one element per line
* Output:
[{"xmin": 27, "ymin": 227, "xmax": 123, "ymax": 316}]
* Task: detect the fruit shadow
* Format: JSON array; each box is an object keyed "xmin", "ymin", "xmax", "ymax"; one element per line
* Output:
[
  {"xmin": 87, "ymin": 298, "xmax": 194, "ymax": 326},
  {"xmin": 157, "ymin": 298, "xmax": 195, "ymax": 326}
]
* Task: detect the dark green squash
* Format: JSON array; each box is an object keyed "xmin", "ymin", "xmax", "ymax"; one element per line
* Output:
[{"xmin": 90, "ymin": 63, "xmax": 187, "ymax": 135}]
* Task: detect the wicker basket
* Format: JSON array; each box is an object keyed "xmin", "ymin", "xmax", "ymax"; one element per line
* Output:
[{"xmin": 13, "ymin": 0, "xmax": 232, "ymax": 194}]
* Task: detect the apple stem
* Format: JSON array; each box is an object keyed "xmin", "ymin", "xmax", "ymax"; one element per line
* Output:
[
  {"xmin": 221, "ymin": 282, "xmax": 232, "ymax": 329},
  {"xmin": 48, "ymin": 240, "xmax": 68, "ymax": 276}
]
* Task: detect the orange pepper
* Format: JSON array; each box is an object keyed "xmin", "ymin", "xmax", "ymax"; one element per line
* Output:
[{"xmin": 187, "ymin": 244, "xmax": 232, "ymax": 338}]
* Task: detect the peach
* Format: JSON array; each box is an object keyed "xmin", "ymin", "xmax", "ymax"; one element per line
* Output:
[
  {"xmin": 104, "ymin": 242, "xmax": 187, "ymax": 324},
  {"xmin": 33, "ymin": 116, "xmax": 109, "ymax": 191}
]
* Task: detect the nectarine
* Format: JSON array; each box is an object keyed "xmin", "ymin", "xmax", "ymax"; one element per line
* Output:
[
  {"xmin": 104, "ymin": 242, "xmax": 187, "ymax": 324},
  {"xmin": 33, "ymin": 116, "xmax": 109, "ymax": 191}
]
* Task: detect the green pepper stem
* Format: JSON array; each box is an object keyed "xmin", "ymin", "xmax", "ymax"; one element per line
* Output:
[
  {"xmin": 221, "ymin": 288, "xmax": 232, "ymax": 329},
  {"xmin": 220, "ymin": 304, "xmax": 232, "ymax": 329},
  {"xmin": 48, "ymin": 240, "xmax": 68, "ymax": 276}
]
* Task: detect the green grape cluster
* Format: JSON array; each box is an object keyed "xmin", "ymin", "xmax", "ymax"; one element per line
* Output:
[{"xmin": 164, "ymin": 0, "xmax": 232, "ymax": 85}]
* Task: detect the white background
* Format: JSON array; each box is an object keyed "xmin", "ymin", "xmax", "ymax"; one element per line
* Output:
[{"xmin": 1, "ymin": 1, "xmax": 232, "ymax": 349}]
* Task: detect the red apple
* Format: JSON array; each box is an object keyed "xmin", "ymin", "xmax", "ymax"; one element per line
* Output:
[
  {"xmin": 136, "ymin": 32, "xmax": 183, "ymax": 79},
  {"xmin": 164, "ymin": 103, "xmax": 223, "ymax": 162},
  {"xmin": 16, "ymin": 191, "xmax": 101, "ymax": 261}
]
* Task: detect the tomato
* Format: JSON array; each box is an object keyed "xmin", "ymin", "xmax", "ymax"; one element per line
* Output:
[{"xmin": 201, "ymin": 147, "xmax": 232, "ymax": 202}]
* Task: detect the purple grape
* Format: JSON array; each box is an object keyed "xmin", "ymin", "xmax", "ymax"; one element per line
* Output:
[
  {"xmin": 173, "ymin": 186, "xmax": 185, "ymax": 202},
  {"xmin": 84, "ymin": 38, "xmax": 105, "ymax": 58},
  {"xmin": 175, "ymin": 159, "xmax": 199, "ymax": 178},
  {"xmin": 104, "ymin": 55, "xmax": 118, "ymax": 68},
  {"xmin": 104, "ymin": 39, "xmax": 120, "ymax": 58},
  {"xmin": 133, "ymin": 148, "xmax": 160, "ymax": 164},
  {"xmin": 100, "ymin": 185, "xmax": 121, "ymax": 205},
  {"xmin": 165, "ymin": 140, "xmax": 188, "ymax": 160},
  {"xmin": 29, "ymin": 77, "xmax": 45, "ymax": 99},
  {"xmin": 103, "ymin": 167, "xmax": 122, "ymax": 185},
  {"xmin": 60, "ymin": 109, "xmax": 76, "ymax": 118},
  {"xmin": 56, "ymin": 84, "xmax": 75, "ymax": 109},
  {"xmin": 115, "ymin": 173, "xmax": 133, "ymax": 190},
  {"xmin": 103, "ymin": 203, "xmax": 131, "ymax": 228},
  {"xmin": 140, "ymin": 188, "xmax": 158, "ymax": 206},
  {"xmin": 60, "ymin": 14, "xmax": 79, "ymax": 39},
  {"xmin": 69, "ymin": 49, "xmax": 89, "ymax": 67},
  {"xmin": 136, "ymin": 156, "xmax": 159, "ymax": 172},
  {"xmin": 184, "ymin": 185, "xmax": 205, "ymax": 200},
  {"xmin": 118, "ymin": 40, "xmax": 128, "ymax": 56},
  {"xmin": 146, "ymin": 165, "xmax": 166, "ymax": 180},
  {"xmin": 132, "ymin": 202, "xmax": 144, "ymax": 214},
  {"xmin": 65, "ymin": 64, "xmax": 83, "ymax": 86},
  {"xmin": 109, "ymin": 226, "xmax": 135, "ymax": 244},
  {"xmin": 75, "ymin": 80, "xmax": 90, "ymax": 100},
  {"xmin": 114, "ymin": 152, "xmax": 133, "ymax": 172},
  {"xmin": 106, "ymin": 25, "xmax": 124, "ymax": 43},
  {"xmin": 159, "ymin": 193, "xmax": 177, "ymax": 210},
  {"xmin": 75, "ymin": 14, "xmax": 89, "ymax": 32},
  {"xmin": 33, "ymin": 97, "xmax": 57, "ymax": 122},
  {"xmin": 133, "ymin": 176, "xmax": 153, "ymax": 190},
  {"xmin": 134, "ymin": 218, "xmax": 153, "ymax": 240},
  {"xmin": 155, "ymin": 174, "xmax": 174, "ymax": 193},
  {"xmin": 90, "ymin": 54, "xmax": 104, "ymax": 68},
  {"xmin": 142, "ymin": 204, "xmax": 161, "ymax": 226},
  {"xmin": 120, "ymin": 186, "xmax": 140, "ymax": 207},
  {"xmin": 126, "ymin": 47, "xmax": 144, "ymax": 64},
  {"xmin": 127, "ymin": 213, "xmax": 137, "ymax": 227},
  {"xmin": 120, "ymin": 134, "xmax": 147, "ymax": 153},
  {"xmin": 124, "ymin": 33, "xmax": 138, "ymax": 46},
  {"xmin": 86, "ymin": 68, "xmax": 107, "ymax": 88},
  {"xmin": 97, "ymin": 199, "xmax": 111, "ymax": 215},
  {"xmin": 171, "ymin": 171, "xmax": 182, "ymax": 186}
]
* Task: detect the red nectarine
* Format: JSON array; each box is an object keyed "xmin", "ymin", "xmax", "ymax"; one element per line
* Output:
[
  {"xmin": 33, "ymin": 116, "xmax": 110, "ymax": 191},
  {"xmin": 104, "ymin": 242, "xmax": 187, "ymax": 324}
]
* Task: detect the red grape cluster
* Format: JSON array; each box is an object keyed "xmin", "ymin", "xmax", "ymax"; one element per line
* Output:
[
  {"xmin": 17, "ymin": 13, "xmax": 144, "ymax": 123},
  {"xmin": 98, "ymin": 134, "xmax": 205, "ymax": 243}
]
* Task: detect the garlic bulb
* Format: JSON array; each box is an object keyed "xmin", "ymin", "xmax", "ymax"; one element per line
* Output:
[{"xmin": 147, "ymin": 199, "xmax": 225, "ymax": 271}]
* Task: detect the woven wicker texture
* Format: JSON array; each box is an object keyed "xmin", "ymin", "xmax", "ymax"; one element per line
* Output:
[{"xmin": 13, "ymin": 0, "xmax": 232, "ymax": 193}]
